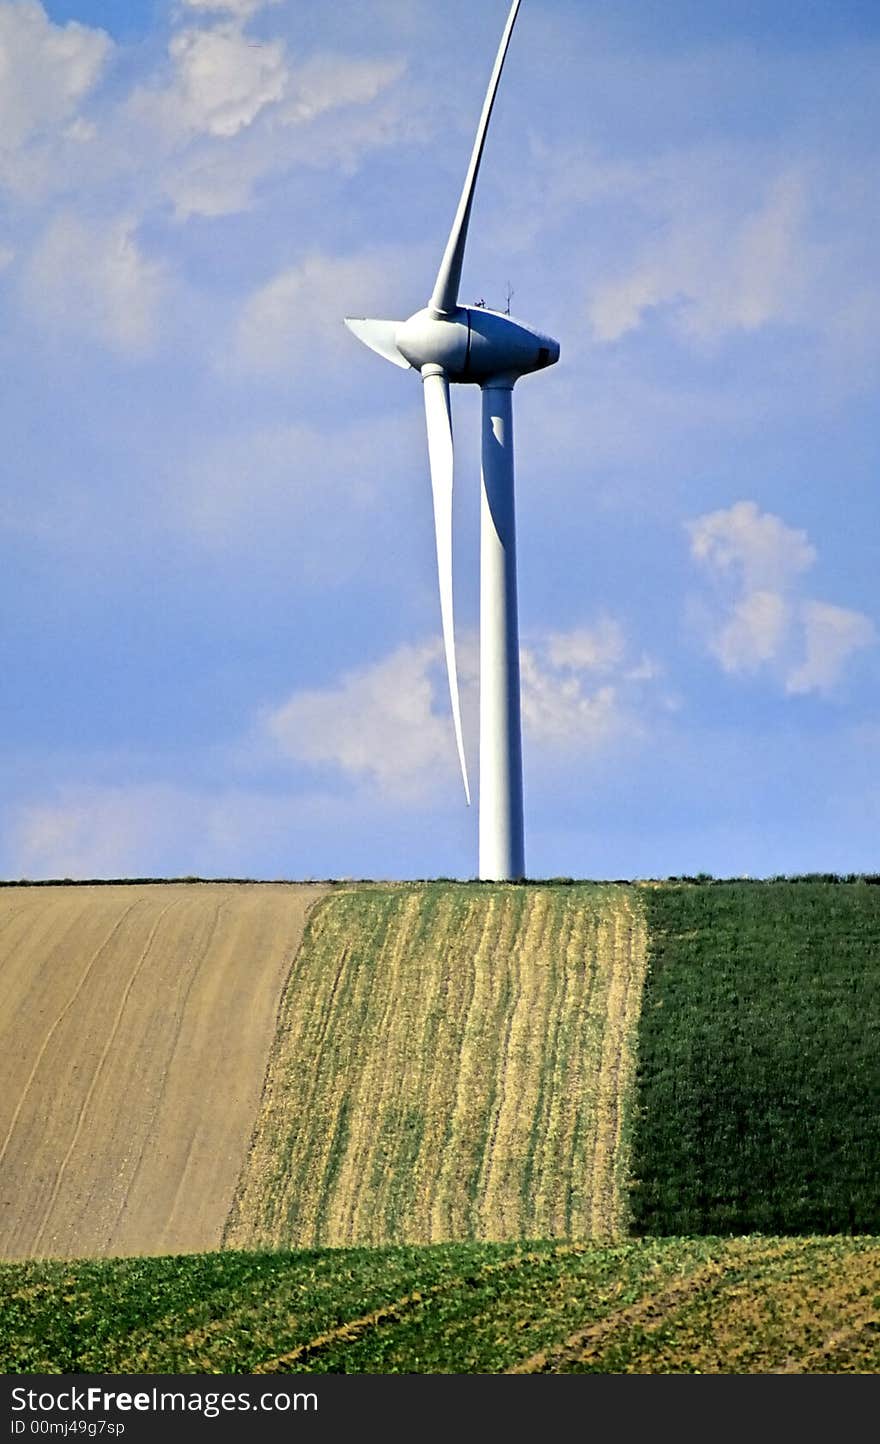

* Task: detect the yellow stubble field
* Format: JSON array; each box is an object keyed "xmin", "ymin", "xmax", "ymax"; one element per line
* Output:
[{"xmin": 226, "ymin": 882, "xmax": 648, "ymax": 1249}]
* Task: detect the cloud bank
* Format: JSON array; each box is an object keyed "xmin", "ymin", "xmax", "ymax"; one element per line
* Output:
[{"xmin": 688, "ymin": 500, "xmax": 874, "ymax": 694}]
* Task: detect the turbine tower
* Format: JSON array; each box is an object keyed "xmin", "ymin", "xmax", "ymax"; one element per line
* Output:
[{"xmin": 345, "ymin": 0, "xmax": 559, "ymax": 881}]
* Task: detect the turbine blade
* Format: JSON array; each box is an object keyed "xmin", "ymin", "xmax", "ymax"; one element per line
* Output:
[
  {"xmin": 422, "ymin": 366, "xmax": 471, "ymax": 804},
  {"xmin": 344, "ymin": 317, "xmax": 411, "ymax": 369},
  {"xmin": 428, "ymin": 0, "xmax": 522, "ymax": 318}
]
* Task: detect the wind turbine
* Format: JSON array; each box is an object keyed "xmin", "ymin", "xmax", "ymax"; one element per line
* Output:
[{"xmin": 345, "ymin": 0, "xmax": 559, "ymax": 882}]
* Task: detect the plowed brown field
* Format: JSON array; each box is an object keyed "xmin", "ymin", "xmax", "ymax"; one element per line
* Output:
[{"xmin": 0, "ymin": 883, "xmax": 327, "ymax": 1259}]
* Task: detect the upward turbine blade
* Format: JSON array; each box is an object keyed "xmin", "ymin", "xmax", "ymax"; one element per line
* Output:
[
  {"xmin": 421, "ymin": 366, "xmax": 471, "ymax": 804},
  {"xmin": 428, "ymin": 0, "xmax": 523, "ymax": 318}
]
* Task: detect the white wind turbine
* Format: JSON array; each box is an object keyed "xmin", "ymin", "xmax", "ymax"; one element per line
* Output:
[{"xmin": 345, "ymin": 0, "xmax": 559, "ymax": 882}]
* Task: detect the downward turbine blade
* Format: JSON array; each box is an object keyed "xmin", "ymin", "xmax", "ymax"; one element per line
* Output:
[
  {"xmin": 422, "ymin": 367, "xmax": 471, "ymax": 804},
  {"xmin": 344, "ymin": 317, "xmax": 411, "ymax": 369},
  {"xmin": 428, "ymin": 0, "xmax": 523, "ymax": 318}
]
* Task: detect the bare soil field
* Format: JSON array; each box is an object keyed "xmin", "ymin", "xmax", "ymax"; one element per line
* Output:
[
  {"xmin": 0, "ymin": 883, "xmax": 327, "ymax": 1259},
  {"xmin": 226, "ymin": 883, "xmax": 647, "ymax": 1249}
]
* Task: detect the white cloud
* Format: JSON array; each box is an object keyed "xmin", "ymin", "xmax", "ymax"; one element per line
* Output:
[
  {"xmin": 8, "ymin": 784, "xmax": 187, "ymax": 879},
  {"xmin": 263, "ymin": 641, "xmax": 458, "ymax": 802},
  {"xmin": 284, "ymin": 54, "xmax": 405, "ymax": 124},
  {"xmin": 232, "ymin": 250, "xmax": 406, "ymax": 375},
  {"xmin": 786, "ymin": 601, "xmax": 876, "ymax": 696},
  {"xmin": 164, "ymin": 23, "xmax": 288, "ymax": 138},
  {"xmin": 521, "ymin": 624, "xmax": 669, "ymax": 753},
  {"xmin": 161, "ymin": 148, "xmax": 263, "ymax": 218},
  {"xmin": 0, "ymin": 4, "xmax": 408, "ymax": 222},
  {"xmin": 260, "ymin": 621, "xmax": 663, "ymax": 802},
  {"xmin": 544, "ymin": 617, "xmax": 626, "ymax": 673},
  {"xmin": 155, "ymin": 49, "xmax": 406, "ymax": 218},
  {"xmin": 589, "ymin": 270, "xmax": 664, "ymax": 348},
  {"xmin": 589, "ymin": 172, "xmax": 815, "ymax": 345},
  {"xmin": 20, "ymin": 212, "xmax": 168, "ymax": 354},
  {"xmin": 520, "ymin": 654, "xmax": 623, "ymax": 751},
  {"xmin": 711, "ymin": 589, "xmax": 792, "ymax": 675},
  {"xmin": 3, "ymin": 780, "xmax": 340, "ymax": 880},
  {"xmin": 688, "ymin": 499, "xmax": 815, "ymax": 593},
  {"xmin": 63, "ymin": 116, "xmax": 97, "ymax": 143},
  {"xmin": 180, "ymin": 0, "xmax": 279, "ymax": 16},
  {"xmin": 0, "ymin": 0, "xmax": 111, "ymax": 153},
  {"xmin": 688, "ymin": 501, "xmax": 874, "ymax": 693}
]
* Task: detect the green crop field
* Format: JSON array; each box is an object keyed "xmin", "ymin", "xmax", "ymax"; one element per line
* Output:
[
  {"xmin": 632, "ymin": 881, "xmax": 880, "ymax": 1235},
  {"xmin": 3, "ymin": 1236, "xmax": 879, "ymax": 1374}
]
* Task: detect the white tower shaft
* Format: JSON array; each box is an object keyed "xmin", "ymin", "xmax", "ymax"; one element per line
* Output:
[
  {"xmin": 479, "ymin": 380, "xmax": 525, "ymax": 881},
  {"xmin": 345, "ymin": 1, "xmax": 559, "ymax": 880}
]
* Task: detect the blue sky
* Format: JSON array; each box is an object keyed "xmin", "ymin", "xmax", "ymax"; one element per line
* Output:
[{"xmin": 1, "ymin": 0, "xmax": 878, "ymax": 880}]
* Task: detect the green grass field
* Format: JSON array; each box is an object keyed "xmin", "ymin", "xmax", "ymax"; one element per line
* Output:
[
  {"xmin": 632, "ymin": 881, "xmax": 880, "ymax": 1235},
  {"xmin": 3, "ymin": 1236, "xmax": 879, "ymax": 1373}
]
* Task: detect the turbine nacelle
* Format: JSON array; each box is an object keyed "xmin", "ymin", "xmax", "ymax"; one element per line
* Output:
[
  {"xmin": 396, "ymin": 306, "xmax": 559, "ymax": 384},
  {"xmin": 344, "ymin": 308, "xmax": 559, "ymax": 385}
]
